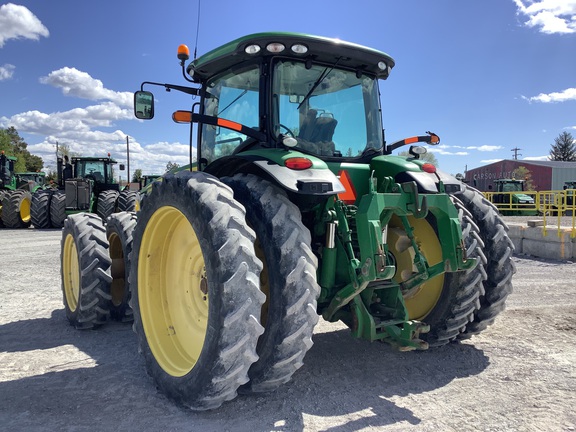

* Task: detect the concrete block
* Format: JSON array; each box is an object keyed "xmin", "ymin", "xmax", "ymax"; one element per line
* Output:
[
  {"xmin": 522, "ymin": 227, "xmax": 574, "ymax": 260},
  {"xmin": 506, "ymin": 225, "xmax": 524, "ymax": 254},
  {"xmin": 527, "ymin": 219, "xmax": 544, "ymax": 227}
]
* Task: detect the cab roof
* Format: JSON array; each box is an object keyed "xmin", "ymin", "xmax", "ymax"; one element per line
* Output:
[{"xmin": 188, "ymin": 32, "xmax": 395, "ymax": 82}]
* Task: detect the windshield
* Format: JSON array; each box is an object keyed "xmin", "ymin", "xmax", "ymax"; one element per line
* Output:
[
  {"xmin": 273, "ymin": 60, "xmax": 383, "ymax": 157},
  {"xmin": 75, "ymin": 160, "xmax": 112, "ymax": 183}
]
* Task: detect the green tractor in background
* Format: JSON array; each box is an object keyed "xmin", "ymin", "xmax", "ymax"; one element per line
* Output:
[
  {"xmin": 491, "ymin": 179, "xmax": 537, "ymax": 216},
  {"xmin": 60, "ymin": 32, "xmax": 515, "ymax": 410},
  {"xmin": 32, "ymin": 155, "xmax": 139, "ymax": 229},
  {"xmin": 15, "ymin": 171, "xmax": 46, "ymax": 193},
  {"xmin": 0, "ymin": 152, "xmax": 35, "ymax": 228}
]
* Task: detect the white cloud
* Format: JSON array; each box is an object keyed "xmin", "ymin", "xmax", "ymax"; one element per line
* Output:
[
  {"xmin": 466, "ymin": 145, "xmax": 503, "ymax": 151},
  {"xmin": 40, "ymin": 67, "xmax": 133, "ymax": 107},
  {"xmin": 523, "ymin": 155, "xmax": 550, "ymax": 161},
  {"xmin": 0, "ymin": 63, "xmax": 15, "ymax": 80},
  {"xmin": 481, "ymin": 158, "xmax": 504, "ymax": 164},
  {"xmin": 514, "ymin": 0, "xmax": 576, "ymax": 34},
  {"xmin": 427, "ymin": 147, "xmax": 469, "ymax": 156},
  {"xmin": 0, "ymin": 3, "xmax": 49, "ymax": 47},
  {"xmin": 523, "ymin": 87, "xmax": 576, "ymax": 103}
]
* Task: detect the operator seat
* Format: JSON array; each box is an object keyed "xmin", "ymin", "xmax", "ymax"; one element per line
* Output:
[{"xmin": 298, "ymin": 109, "xmax": 338, "ymax": 156}]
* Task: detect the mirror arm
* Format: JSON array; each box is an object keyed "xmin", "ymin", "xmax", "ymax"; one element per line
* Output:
[{"xmin": 140, "ymin": 81, "xmax": 200, "ymax": 96}]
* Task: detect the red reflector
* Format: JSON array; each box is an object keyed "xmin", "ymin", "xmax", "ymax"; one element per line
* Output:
[
  {"xmin": 337, "ymin": 170, "xmax": 357, "ymax": 204},
  {"xmin": 285, "ymin": 157, "xmax": 313, "ymax": 170},
  {"xmin": 422, "ymin": 163, "xmax": 436, "ymax": 173}
]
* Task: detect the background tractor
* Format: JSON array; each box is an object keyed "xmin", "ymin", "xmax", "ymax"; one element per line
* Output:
[
  {"xmin": 0, "ymin": 152, "xmax": 34, "ymax": 229},
  {"xmin": 32, "ymin": 155, "xmax": 138, "ymax": 229},
  {"xmin": 490, "ymin": 178, "xmax": 537, "ymax": 216},
  {"xmin": 60, "ymin": 32, "xmax": 515, "ymax": 410}
]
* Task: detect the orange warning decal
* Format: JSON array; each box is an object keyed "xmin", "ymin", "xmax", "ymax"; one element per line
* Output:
[{"xmin": 338, "ymin": 170, "xmax": 357, "ymax": 204}]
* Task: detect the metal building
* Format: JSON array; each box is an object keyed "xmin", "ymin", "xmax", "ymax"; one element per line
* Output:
[{"xmin": 464, "ymin": 159, "xmax": 576, "ymax": 191}]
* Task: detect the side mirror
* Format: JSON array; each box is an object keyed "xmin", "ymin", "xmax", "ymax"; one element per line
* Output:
[{"xmin": 134, "ymin": 91, "xmax": 154, "ymax": 119}]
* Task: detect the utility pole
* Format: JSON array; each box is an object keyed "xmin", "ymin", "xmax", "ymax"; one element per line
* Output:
[
  {"xmin": 511, "ymin": 147, "xmax": 522, "ymax": 160},
  {"xmin": 126, "ymin": 135, "xmax": 130, "ymax": 185}
]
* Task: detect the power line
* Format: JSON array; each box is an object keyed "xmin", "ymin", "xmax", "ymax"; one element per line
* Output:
[{"xmin": 511, "ymin": 147, "xmax": 522, "ymax": 160}]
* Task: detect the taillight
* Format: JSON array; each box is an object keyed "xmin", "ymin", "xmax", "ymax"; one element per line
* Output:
[
  {"xmin": 284, "ymin": 157, "xmax": 313, "ymax": 170},
  {"xmin": 422, "ymin": 163, "xmax": 436, "ymax": 174}
]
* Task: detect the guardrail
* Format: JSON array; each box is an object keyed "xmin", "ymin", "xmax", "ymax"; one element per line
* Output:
[{"xmin": 483, "ymin": 189, "xmax": 576, "ymax": 238}]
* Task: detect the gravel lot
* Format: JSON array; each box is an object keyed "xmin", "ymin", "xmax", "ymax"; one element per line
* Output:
[{"xmin": 1, "ymin": 228, "xmax": 575, "ymax": 432}]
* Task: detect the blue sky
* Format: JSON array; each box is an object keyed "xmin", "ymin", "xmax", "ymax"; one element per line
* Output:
[{"xmin": 1, "ymin": 0, "xmax": 575, "ymax": 177}]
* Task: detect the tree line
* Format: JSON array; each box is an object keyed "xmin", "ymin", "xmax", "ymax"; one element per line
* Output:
[{"xmin": 0, "ymin": 127, "xmax": 43, "ymax": 172}]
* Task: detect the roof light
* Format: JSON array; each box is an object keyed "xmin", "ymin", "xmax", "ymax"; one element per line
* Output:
[
  {"xmin": 285, "ymin": 157, "xmax": 312, "ymax": 170},
  {"xmin": 266, "ymin": 43, "xmax": 285, "ymax": 53},
  {"xmin": 291, "ymin": 44, "xmax": 308, "ymax": 54},
  {"xmin": 177, "ymin": 44, "xmax": 190, "ymax": 61},
  {"xmin": 422, "ymin": 163, "xmax": 437, "ymax": 174},
  {"xmin": 378, "ymin": 61, "xmax": 387, "ymax": 71},
  {"xmin": 245, "ymin": 44, "xmax": 261, "ymax": 55}
]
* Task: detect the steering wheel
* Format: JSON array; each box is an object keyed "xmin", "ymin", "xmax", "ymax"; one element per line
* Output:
[{"xmin": 279, "ymin": 124, "xmax": 295, "ymax": 137}]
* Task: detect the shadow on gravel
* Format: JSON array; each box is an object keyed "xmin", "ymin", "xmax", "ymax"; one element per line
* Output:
[{"xmin": 0, "ymin": 311, "xmax": 490, "ymax": 431}]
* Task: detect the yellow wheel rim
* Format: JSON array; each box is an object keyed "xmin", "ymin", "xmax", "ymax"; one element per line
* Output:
[
  {"xmin": 62, "ymin": 233, "xmax": 80, "ymax": 312},
  {"xmin": 20, "ymin": 195, "xmax": 31, "ymax": 223},
  {"xmin": 108, "ymin": 232, "xmax": 125, "ymax": 307},
  {"xmin": 388, "ymin": 215, "xmax": 444, "ymax": 320},
  {"xmin": 139, "ymin": 206, "xmax": 208, "ymax": 377}
]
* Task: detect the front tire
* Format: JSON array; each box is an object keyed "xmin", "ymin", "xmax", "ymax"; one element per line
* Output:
[
  {"xmin": 130, "ymin": 171, "xmax": 265, "ymax": 410},
  {"xmin": 60, "ymin": 213, "xmax": 112, "ymax": 329},
  {"xmin": 222, "ymin": 174, "xmax": 320, "ymax": 393}
]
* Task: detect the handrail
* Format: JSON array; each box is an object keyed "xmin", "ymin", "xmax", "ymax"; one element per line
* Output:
[{"xmin": 482, "ymin": 189, "xmax": 576, "ymax": 238}]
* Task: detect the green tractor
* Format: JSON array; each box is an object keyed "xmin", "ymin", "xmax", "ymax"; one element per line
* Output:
[
  {"xmin": 60, "ymin": 32, "xmax": 514, "ymax": 410},
  {"xmin": 31, "ymin": 155, "xmax": 138, "ymax": 229},
  {"xmin": 15, "ymin": 171, "xmax": 46, "ymax": 193},
  {"xmin": 0, "ymin": 152, "xmax": 34, "ymax": 229},
  {"xmin": 491, "ymin": 179, "xmax": 537, "ymax": 216}
]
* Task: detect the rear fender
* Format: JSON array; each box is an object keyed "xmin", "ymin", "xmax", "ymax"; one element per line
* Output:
[
  {"xmin": 205, "ymin": 150, "xmax": 345, "ymax": 196},
  {"xmin": 370, "ymin": 155, "xmax": 463, "ymax": 194}
]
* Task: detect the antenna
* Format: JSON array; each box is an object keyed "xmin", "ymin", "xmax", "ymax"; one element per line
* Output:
[{"xmin": 193, "ymin": 0, "xmax": 201, "ymax": 60}]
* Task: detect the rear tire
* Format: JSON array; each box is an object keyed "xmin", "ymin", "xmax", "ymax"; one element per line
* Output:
[
  {"xmin": 130, "ymin": 171, "xmax": 265, "ymax": 410},
  {"xmin": 106, "ymin": 211, "xmax": 137, "ymax": 322},
  {"xmin": 31, "ymin": 189, "xmax": 53, "ymax": 229},
  {"xmin": 454, "ymin": 185, "xmax": 515, "ymax": 337},
  {"xmin": 222, "ymin": 174, "xmax": 320, "ymax": 393},
  {"xmin": 0, "ymin": 190, "xmax": 6, "ymax": 228},
  {"xmin": 60, "ymin": 213, "xmax": 112, "ymax": 329},
  {"xmin": 97, "ymin": 190, "xmax": 119, "ymax": 220},
  {"xmin": 2, "ymin": 189, "xmax": 32, "ymax": 228},
  {"xmin": 50, "ymin": 191, "xmax": 67, "ymax": 228},
  {"xmin": 418, "ymin": 197, "xmax": 487, "ymax": 346}
]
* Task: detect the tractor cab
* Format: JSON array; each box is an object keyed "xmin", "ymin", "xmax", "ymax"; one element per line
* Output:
[
  {"xmin": 0, "ymin": 152, "xmax": 16, "ymax": 190},
  {"xmin": 135, "ymin": 33, "xmax": 441, "ymax": 189},
  {"xmin": 15, "ymin": 172, "xmax": 46, "ymax": 192},
  {"xmin": 71, "ymin": 157, "xmax": 119, "ymax": 194}
]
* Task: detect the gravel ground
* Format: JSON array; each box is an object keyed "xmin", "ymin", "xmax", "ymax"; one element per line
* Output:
[{"xmin": 0, "ymin": 228, "xmax": 575, "ymax": 432}]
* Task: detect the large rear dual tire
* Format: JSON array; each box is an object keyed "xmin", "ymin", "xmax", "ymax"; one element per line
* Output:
[
  {"xmin": 31, "ymin": 189, "xmax": 53, "ymax": 229},
  {"xmin": 222, "ymin": 174, "xmax": 320, "ymax": 394},
  {"xmin": 454, "ymin": 185, "xmax": 515, "ymax": 337},
  {"xmin": 1, "ymin": 189, "xmax": 32, "ymax": 229},
  {"xmin": 130, "ymin": 171, "xmax": 265, "ymax": 410}
]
